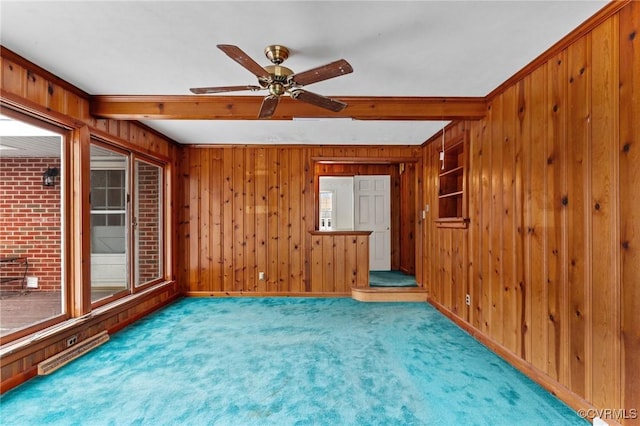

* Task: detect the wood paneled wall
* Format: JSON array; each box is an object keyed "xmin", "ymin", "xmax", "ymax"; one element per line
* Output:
[
  {"xmin": 309, "ymin": 231, "xmax": 371, "ymax": 293},
  {"xmin": 178, "ymin": 145, "xmax": 421, "ymax": 295},
  {"xmin": 422, "ymin": 3, "xmax": 639, "ymax": 421}
]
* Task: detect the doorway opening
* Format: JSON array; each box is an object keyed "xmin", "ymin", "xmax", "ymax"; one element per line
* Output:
[
  {"xmin": 314, "ymin": 158, "xmax": 418, "ymax": 276},
  {"xmin": 319, "ymin": 175, "xmax": 391, "ymax": 270}
]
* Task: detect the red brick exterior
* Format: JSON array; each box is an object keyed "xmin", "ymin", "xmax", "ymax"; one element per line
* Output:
[
  {"xmin": 136, "ymin": 161, "xmax": 161, "ymax": 285},
  {"xmin": 0, "ymin": 158, "xmax": 62, "ymax": 292}
]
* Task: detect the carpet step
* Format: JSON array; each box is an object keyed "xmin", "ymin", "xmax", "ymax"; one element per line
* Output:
[{"xmin": 351, "ymin": 287, "xmax": 428, "ymax": 302}]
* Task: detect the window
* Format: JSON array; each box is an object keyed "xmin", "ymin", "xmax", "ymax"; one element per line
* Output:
[
  {"xmin": 90, "ymin": 144, "xmax": 128, "ymax": 302},
  {"xmin": 90, "ymin": 142, "xmax": 165, "ymax": 305},
  {"xmin": 319, "ymin": 190, "xmax": 334, "ymax": 230},
  {"xmin": 318, "ymin": 176, "xmax": 355, "ymax": 231},
  {"xmin": 0, "ymin": 113, "xmax": 66, "ymax": 340}
]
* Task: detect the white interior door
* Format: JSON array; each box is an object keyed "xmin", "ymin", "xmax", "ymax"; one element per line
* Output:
[{"xmin": 354, "ymin": 175, "xmax": 391, "ymax": 271}]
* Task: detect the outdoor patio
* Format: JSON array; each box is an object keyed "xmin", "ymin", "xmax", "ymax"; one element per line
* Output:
[{"xmin": 0, "ymin": 291, "xmax": 62, "ymax": 337}]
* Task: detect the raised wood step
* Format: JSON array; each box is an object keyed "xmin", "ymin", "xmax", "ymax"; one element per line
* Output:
[{"xmin": 351, "ymin": 287, "xmax": 428, "ymax": 302}]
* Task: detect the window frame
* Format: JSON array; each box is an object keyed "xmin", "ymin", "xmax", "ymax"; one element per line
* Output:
[
  {"xmin": 88, "ymin": 137, "xmax": 168, "ymax": 308},
  {"xmin": 0, "ymin": 109, "xmax": 71, "ymax": 344}
]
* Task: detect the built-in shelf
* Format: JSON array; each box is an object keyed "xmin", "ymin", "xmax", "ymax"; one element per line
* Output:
[
  {"xmin": 439, "ymin": 165, "xmax": 464, "ymax": 178},
  {"xmin": 438, "ymin": 190, "xmax": 464, "ymax": 199},
  {"xmin": 434, "ymin": 217, "xmax": 470, "ymax": 229},
  {"xmin": 437, "ymin": 131, "xmax": 469, "ymax": 226}
]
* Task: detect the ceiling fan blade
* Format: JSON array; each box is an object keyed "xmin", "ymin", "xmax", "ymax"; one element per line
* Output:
[
  {"xmin": 258, "ymin": 95, "xmax": 280, "ymax": 119},
  {"xmin": 289, "ymin": 59, "xmax": 353, "ymax": 86},
  {"xmin": 217, "ymin": 44, "xmax": 270, "ymax": 80},
  {"xmin": 190, "ymin": 85, "xmax": 262, "ymax": 94},
  {"xmin": 290, "ymin": 89, "xmax": 347, "ymax": 112}
]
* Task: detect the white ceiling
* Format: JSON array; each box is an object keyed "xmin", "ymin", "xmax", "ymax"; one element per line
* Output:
[{"xmin": 1, "ymin": 1, "xmax": 608, "ymax": 146}]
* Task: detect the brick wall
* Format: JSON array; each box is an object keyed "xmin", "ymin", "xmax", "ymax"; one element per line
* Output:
[
  {"xmin": 136, "ymin": 161, "xmax": 160, "ymax": 285},
  {"xmin": 0, "ymin": 158, "xmax": 62, "ymax": 292}
]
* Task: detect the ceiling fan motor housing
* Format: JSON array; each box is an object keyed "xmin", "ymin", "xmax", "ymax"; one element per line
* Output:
[{"xmin": 263, "ymin": 64, "xmax": 294, "ymax": 95}]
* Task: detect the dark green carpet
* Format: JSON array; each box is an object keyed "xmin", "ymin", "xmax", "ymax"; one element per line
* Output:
[
  {"xmin": 369, "ymin": 270, "xmax": 418, "ymax": 287},
  {"xmin": 0, "ymin": 298, "xmax": 586, "ymax": 425}
]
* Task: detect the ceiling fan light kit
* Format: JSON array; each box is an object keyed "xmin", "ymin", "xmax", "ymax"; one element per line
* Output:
[{"xmin": 190, "ymin": 44, "xmax": 353, "ymax": 119}]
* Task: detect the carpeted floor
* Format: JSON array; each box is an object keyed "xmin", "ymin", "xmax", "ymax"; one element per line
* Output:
[
  {"xmin": 369, "ymin": 270, "xmax": 418, "ymax": 287},
  {"xmin": 0, "ymin": 298, "xmax": 587, "ymax": 425}
]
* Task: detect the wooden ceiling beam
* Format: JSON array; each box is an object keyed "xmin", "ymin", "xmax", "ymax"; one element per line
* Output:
[{"xmin": 90, "ymin": 95, "xmax": 487, "ymax": 120}]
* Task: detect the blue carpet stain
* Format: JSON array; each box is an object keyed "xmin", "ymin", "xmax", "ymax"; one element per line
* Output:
[{"xmin": 0, "ymin": 297, "xmax": 587, "ymax": 426}]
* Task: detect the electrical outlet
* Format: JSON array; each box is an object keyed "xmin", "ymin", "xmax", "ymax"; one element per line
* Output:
[
  {"xmin": 258, "ymin": 271, "xmax": 265, "ymax": 281},
  {"xmin": 465, "ymin": 294, "xmax": 471, "ymax": 306},
  {"xmin": 66, "ymin": 335, "xmax": 78, "ymax": 347}
]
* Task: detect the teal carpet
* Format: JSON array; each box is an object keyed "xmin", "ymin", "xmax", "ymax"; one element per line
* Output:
[
  {"xmin": 369, "ymin": 270, "xmax": 418, "ymax": 287},
  {"xmin": 0, "ymin": 298, "xmax": 586, "ymax": 426}
]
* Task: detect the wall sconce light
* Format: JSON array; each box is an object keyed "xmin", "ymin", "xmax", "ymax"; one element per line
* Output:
[{"xmin": 42, "ymin": 167, "xmax": 59, "ymax": 187}]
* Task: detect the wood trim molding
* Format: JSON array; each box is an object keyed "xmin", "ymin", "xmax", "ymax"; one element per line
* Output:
[
  {"xmin": 1, "ymin": 90, "xmax": 85, "ymax": 130},
  {"xmin": 312, "ymin": 156, "xmax": 419, "ymax": 164},
  {"xmin": 185, "ymin": 291, "xmax": 351, "ymax": 298},
  {"xmin": 90, "ymin": 95, "xmax": 487, "ymax": 120},
  {"xmin": 308, "ymin": 230, "xmax": 373, "ymax": 236},
  {"xmin": 486, "ymin": 0, "xmax": 632, "ymax": 101}
]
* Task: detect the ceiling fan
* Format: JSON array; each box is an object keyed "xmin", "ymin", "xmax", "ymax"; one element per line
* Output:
[{"xmin": 190, "ymin": 44, "xmax": 353, "ymax": 119}]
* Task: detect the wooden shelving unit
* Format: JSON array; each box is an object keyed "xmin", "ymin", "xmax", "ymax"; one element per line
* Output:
[{"xmin": 436, "ymin": 132, "xmax": 469, "ymax": 228}]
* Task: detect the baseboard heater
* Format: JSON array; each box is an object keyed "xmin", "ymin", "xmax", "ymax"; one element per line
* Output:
[{"xmin": 37, "ymin": 331, "xmax": 109, "ymax": 375}]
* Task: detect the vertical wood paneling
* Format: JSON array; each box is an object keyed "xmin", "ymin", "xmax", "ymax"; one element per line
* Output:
[
  {"xmin": 520, "ymin": 75, "xmax": 533, "ymax": 364},
  {"xmin": 308, "ymin": 232, "xmax": 369, "ymax": 293},
  {"xmin": 245, "ymin": 149, "xmax": 256, "ymax": 291},
  {"xmin": 442, "ymin": 229, "xmax": 452, "ymax": 309},
  {"xmin": 502, "ymin": 85, "xmax": 517, "ymax": 353},
  {"xmin": 310, "ymin": 235, "xmax": 322, "ymax": 293},
  {"xmin": 481, "ymin": 107, "xmax": 493, "ymax": 335},
  {"xmin": 421, "ymin": 4, "xmax": 636, "ymax": 418},
  {"xmin": 355, "ymin": 235, "xmax": 369, "ymax": 288},
  {"xmin": 180, "ymin": 145, "xmax": 418, "ymax": 295},
  {"xmin": 590, "ymin": 15, "xmax": 620, "ymax": 410},
  {"xmin": 211, "ymin": 149, "xmax": 223, "ymax": 290},
  {"xmin": 200, "ymin": 149, "xmax": 211, "ymax": 291},
  {"xmin": 278, "ymin": 148, "xmax": 290, "ymax": 292},
  {"xmin": 322, "ymin": 236, "xmax": 335, "ymax": 293},
  {"xmin": 233, "ymin": 148, "xmax": 245, "ymax": 291},
  {"xmin": 528, "ymin": 64, "xmax": 549, "ymax": 373},
  {"xmin": 514, "ymin": 80, "xmax": 526, "ymax": 359},
  {"xmin": 222, "ymin": 148, "xmax": 234, "ymax": 291},
  {"xmin": 566, "ymin": 34, "xmax": 591, "ymax": 398},
  {"xmin": 547, "ymin": 51, "xmax": 567, "ymax": 382},
  {"xmin": 25, "ymin": 68, "xmax": 48, "ymax": 106},
  {"xmin": 452, "ymin": 230, "xmax": 465, "ymax": 317},
  {"xmin": 1, "ymin": 57, "xmax": 26, "ymax": 97},
  {"xmin": 267, "ymin": 148, "xmax": 279, "ymax": 292},
  {"xmin": 491, "ymin": 94, "xmax": 504, "ymax": 344},
  {"xmin": 334, "ymin": 235, "xmax": 346, "ymax": 292},
  {"xmin": 289, "ymin": 149, "xmax": 303, "ymax": 292},
  {"xmin": 619, "ymin": 2, "xmax": 640, "ymax": 415},
  {"xmin": 303, "ymin": 148, "xmax": 315, "ymax": 292},
  {"xmin": 188, "ymin": 151, "xmax": 201, "ymax": 291},
  {"xmin": 345, "ymin": 236, "xmax": 358, "ymax": 289},
  {"xmin": 469, "ymin": 120, "xmax": 483, "ymax": 329},
  {"xmin": 255, "ymin": 148, "xmax": 268, "ymax": 292}
]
